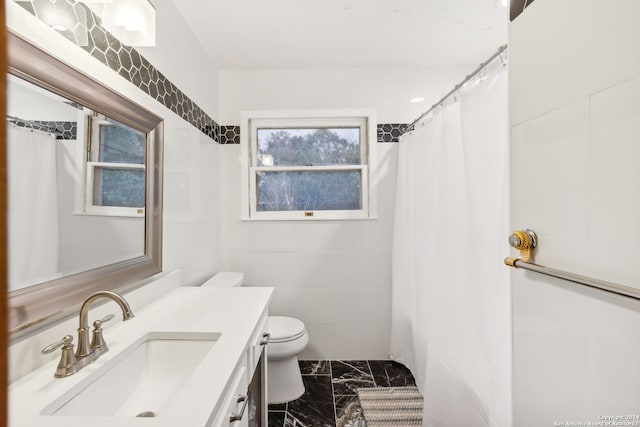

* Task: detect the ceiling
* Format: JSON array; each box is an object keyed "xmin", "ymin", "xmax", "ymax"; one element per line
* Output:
[{"xmin": 172, "ymin": 0, "xmax": 509, "ymax": 70}]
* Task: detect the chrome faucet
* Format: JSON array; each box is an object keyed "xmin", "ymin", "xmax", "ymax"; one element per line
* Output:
[{"xmin": 42, "ymin": 290, "xmax": 134, "ymax": 378}]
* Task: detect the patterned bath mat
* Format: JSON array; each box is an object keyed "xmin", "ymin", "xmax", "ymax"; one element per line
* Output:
[{"xmin": 356, "ymin": 386, "xmax": 423, "ymax": 426}]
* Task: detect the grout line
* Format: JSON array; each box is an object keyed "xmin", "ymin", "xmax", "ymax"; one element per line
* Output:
[
  {"xmin": 366, "ymin": 360, "xmax": 376, "ymax": 387},
  {"xmin": 384, "ymin": 363, "xmax": 392, "ymax": 388},
  {"xmin": 330, "ymin": 361, "xmax": 338, "ymax": 427}
]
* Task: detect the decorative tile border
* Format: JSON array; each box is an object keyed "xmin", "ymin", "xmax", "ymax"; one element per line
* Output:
[
  {"xmin": 377, "ymin": 123, "xmax": 409, "ymax": 143},
  {"xmin": 219, "ymin": 125, "xmax": 240, "ymax": 145},
  {"xmin": 217, "ymin": 124, "xmax": 408, "ymax": 145},
  {"xmin": 16, "ymin": 0, "xmax": 220, "ymax": 142},
  {"xmin": 9, "ymin": 119, "xmax": 77, "ymax": 140},
  {"xmin": 16, "ymin": 1, "xmax": 413, "ymax": 145},
  {"xmin": 510, "ymin": 0, "xmax": 536, "ymax": 21}
]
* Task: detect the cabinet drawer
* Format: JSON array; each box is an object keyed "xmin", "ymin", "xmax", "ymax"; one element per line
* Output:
[
  {"xmin": 247, "ymin": 314, "xmax": 269, "ymax": 378},
  {"xmin": 209, "ymin": 362, "xmax": 249, "ymax": 427}
]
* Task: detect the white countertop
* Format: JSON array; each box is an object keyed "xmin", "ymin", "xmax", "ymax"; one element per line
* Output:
[{"xmin": 9, "ymin": 286, "xmax": 273, "ymax": 427}]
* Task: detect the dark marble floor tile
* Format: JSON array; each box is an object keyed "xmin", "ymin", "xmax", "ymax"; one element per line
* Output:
[
  {"xmin": 269, "ymin": 411, "xmax": 286, "ymax": 427},
  {"xmin": 331, "ymin": 361, "xmax": 375, "ymax": 395},
  {"xmin": 335, "ymin": 395, "xmax": 366, "ymax": 427},
  {"xmin": 299, "ymin": 360, "xmax": 331, "ymax": 375},
  {"xmin": 285, "ymin": 412, "xmax": 311, "ymax": 427},
  {"xmin": 269, "ymin": 402, "xmax": 287, "ymax": 411},
  {"xmin": 384, "ymin": 360, "xmax": 417, "ymax": 387},
  {"xmin": 287, "ymin": 375, "xmax": 336, "ymax": 427},
  {"xmin": 368, "ymin": 360, "xmax": 391, "ymax": 387},
  {"xmin": 369, "ymin": 360, "xmax": 416, "ymax": 387}
]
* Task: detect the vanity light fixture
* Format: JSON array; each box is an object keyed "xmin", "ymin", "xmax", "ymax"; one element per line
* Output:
[
  {"xmin": 82, "ymin": 0, "xmax": 156, "ymax": 46},
  {"xmin": 409, "ymin": 97, "xmax": 425, "ymax": 104},
  {"xmin": 31, "ymin": 0, "xmax": 89, "ymax": 45}
]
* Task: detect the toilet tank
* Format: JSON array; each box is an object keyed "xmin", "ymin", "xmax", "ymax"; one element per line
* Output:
[{"xmin": 201, "ymin": 272, "xmax": 244, "ymax": 287}]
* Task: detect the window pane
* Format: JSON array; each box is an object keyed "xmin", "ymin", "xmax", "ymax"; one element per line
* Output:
[
  {"xmin": 257, "ymin": 128, "xmax": 361, "ymax": 167},
  {"xmin": 99, "ymin": 121, "xmax": 146, "ymax": 164},
  {"xmin": 93, "ymin": 168, "xmax": 145, "ymax": 207},
  {"xmin": 256, "ymin": 170, "xmax": 362, "ymax": 211}
]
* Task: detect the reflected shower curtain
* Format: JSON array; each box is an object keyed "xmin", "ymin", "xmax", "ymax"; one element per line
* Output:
[
  {"xmin": 8, "ymin": 126, "xmax": 60, "ymax": 291},
  {"xmin": 390, "ymin": 66, "xmax": 510, "ymax": 426}
]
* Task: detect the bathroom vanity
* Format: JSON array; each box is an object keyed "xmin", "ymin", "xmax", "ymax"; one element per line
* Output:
[{"xmin": 9, "ymin": 286, "xmax": 272, "ymax": 427}]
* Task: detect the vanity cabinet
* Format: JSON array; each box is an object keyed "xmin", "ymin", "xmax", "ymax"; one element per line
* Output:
[
  {"xmin": 209, "ymin": 312, "xmax": 268, "ymax": 427},
  {"xmin": 9, "ymin": 287, "xmax": 274, "ymax": 427}
]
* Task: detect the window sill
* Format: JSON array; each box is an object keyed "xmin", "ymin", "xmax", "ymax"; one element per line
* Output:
[
  {"xmin": 72, "ymin": 209, "xmax": 144, "ymax": 218},
  {"xmin": 240, "ymin": 213, "xmax": 378, "ymax": 222}
]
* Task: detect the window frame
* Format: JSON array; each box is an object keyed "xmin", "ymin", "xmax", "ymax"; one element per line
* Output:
[
  {"xmin": 240, "ymin": 109, "xmax": 377, "ymax": 221},
  {"xmin": 81, "ymin": 114, "xmax": 146, "ymax": 218},
  {"xmin": 85, "ymin": 162, "xmax": 146, "ymax": 216}
]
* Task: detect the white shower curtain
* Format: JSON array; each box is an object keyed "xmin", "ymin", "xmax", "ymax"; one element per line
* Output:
[
  {"xmin": 8, "ymin": 126, "xmax": 60, "ymax": 291},
  {"xmin": 390, "ymin": 66, "xmax": 511, "ymax": 426}
]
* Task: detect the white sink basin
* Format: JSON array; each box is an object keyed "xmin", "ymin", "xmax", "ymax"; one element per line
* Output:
[{"xmin": 42, "ymin": 331, "xmax": 221, "ymax": 418}]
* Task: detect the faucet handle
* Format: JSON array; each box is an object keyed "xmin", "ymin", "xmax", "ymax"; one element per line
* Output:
[
  {"xmin": 90, "ymin": 314, "xmax": 114, "ymax": 354},
  {"xmin": 42, "ymin": 335, "xmax": 74, "ymax": 354},
  {"xmin": 42, "ymin": 335, "xmax": 79, "ymax": 378},
  {"xmin": 93, "ymin": 313, "xmax": 115, "ymax": 328}
]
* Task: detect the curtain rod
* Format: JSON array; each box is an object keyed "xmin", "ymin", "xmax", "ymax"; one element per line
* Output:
[
  {"xmin": 407, "ymin": 44, "xmax": 508, "ymax": 130},
  {"xmin": 7, "ymin": 115, "xmax": 65, "ymax": 136}
]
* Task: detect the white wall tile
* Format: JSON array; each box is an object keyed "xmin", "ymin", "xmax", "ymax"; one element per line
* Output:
[
  {"xmin": 9, "ymin": 271, "xmax": 182, "ymax": 383},
  {"xmin": 264, "ymin": 287, "xmax": 390, "ymax": 326},
  {"xmin": 512, "ymin": 272, "xmax": 640, "ymax": 426},
  {"xmin": 301, "ymin": 321, "xmax": 391, "ymax": 361},
  {"xmin": 588, "ymin": 75, "xmax": 640, "ymax": 244},
  {"xmin": 510, "ymin": 0, "xmax": 640, "ymax": 126},
  {"xmin": 510, "ymin": 0, "xmax": 640, "ymax": 423},
  {"xmin": 220, "ymin": 143, "xmax": 398, "ymax": 359},
  {"xmin": 511, "ymin": 98, "xmax": 590, "ymax": 249}
]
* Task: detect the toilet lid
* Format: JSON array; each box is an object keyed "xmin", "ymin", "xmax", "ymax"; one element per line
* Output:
[{"xmin": 268, "ymin": 316, "xmax": 306, "ymax": 343}]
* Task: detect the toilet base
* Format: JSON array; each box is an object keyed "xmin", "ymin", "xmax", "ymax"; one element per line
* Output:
[{"xmin": 267, "ymin": 356, "xmax": 305, "ymax": 404}]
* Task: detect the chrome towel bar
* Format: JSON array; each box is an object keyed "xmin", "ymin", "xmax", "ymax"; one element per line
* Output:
[
  {"xmin": 505, "ymin": 257, "xmax": 640, "ymax": 301},
  {"xmin": 505, "ymin": 229, "xmax": 640, "ymax": 302}
]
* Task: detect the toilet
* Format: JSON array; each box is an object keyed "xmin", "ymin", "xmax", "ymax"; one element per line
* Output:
[{"xmin": 201, "ymin": 272, "xmax": 309, "ymax": 404}]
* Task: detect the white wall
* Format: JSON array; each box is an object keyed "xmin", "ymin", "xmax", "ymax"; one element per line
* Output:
[
  {"xmin": 219, "ymin": 67, "xmax": 467, "ymax": 124},
  {"xmin": 510, "ymin": 0, "xmax": 640, "ymax": 424},
  {"xmin": 137, "ymin": 0, "xmax": 220, "ymax": 121},
  {"xmin": 7, "ymin": 1, "xmax": 223, "ymax": 380},
  {"xmin": 219, "ymin": 68, "xmax": 465, "ymax": 360}
]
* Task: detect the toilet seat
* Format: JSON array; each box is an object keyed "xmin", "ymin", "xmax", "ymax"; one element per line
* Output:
[{"xmin": 268, "ymin": 316, "xmax": 306, "ymax": 343}]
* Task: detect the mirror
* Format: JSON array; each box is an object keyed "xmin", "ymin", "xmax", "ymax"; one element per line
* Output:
[
  {"xmin": 8, "ymin": 75, "xmax": 147, "ymax": 290},
  {"xmin": 7, "ymin": 32, "xmax": 163, "ymax": 338}
]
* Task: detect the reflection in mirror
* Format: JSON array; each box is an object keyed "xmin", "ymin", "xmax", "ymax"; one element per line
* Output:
[
  {"xmin": 7, "ymin": 75, "xmax": 146, "ymax": 292},
  {"xmin": 8, "ymin": 32, "xmax": 163, "ymax": 338}
]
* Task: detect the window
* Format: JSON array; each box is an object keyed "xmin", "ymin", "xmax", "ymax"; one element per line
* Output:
[
  {"xmin": 84, "ymin": 114, "xmax": 146, "ymax": 217},
  {"xmin": 241, "ymin": 110, "xmax": 377, "ymax": 220}
]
